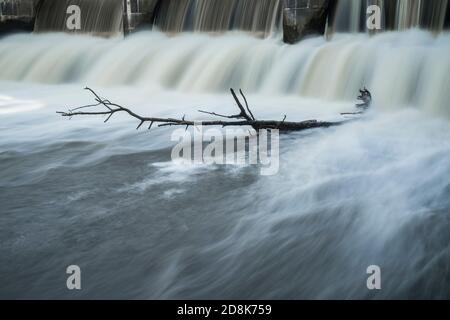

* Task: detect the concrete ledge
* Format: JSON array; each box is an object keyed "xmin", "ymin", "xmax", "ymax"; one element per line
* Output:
[
  {"xmin": 283, "ymin": 0, "xmax": 332, "ymax": 44},
  {"xmin": 0, "ymin": 0, "xmax": 35, "ymax": 35}
]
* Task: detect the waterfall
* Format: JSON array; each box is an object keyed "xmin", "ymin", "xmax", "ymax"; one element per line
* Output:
[
  {"xmin": 0, "ymin": 30, "xmax": 448, "ymax": 117},
  {"xmin": 397, "ymin": 0, "xmax": 449, "ymax": 31},
  {"xmin": 331, "ymin": 0, "xmax": 449, "ymax": 34},
  {"xmin": 153, "ymin": 0, "xmax": 283, "ymax": 37},
  {"xmin": 2, "ymin": 1, "xmax": 450, "ymax": 302},
  {"xmin": 34, "ymin": 0, "xmax": 124, "ymax": 36},
  {"xmin": 28, "ymin": 0, "xmax": 450, "ymax": 37},
  {"xmin": 332, "ymin": 0, "xmax": 363, "ymax": 33}
]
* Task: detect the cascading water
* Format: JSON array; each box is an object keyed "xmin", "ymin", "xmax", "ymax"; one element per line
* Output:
[
  {"xmin": 331, "ymin": 0, "xmax": 363, "ymax": 33},
  {"xmin": 153, "ymin": 0, "xmax": 283, "ymax": 37},
  {"xmin": 395, "ymin": 0, "xmax": 449, "ymax": 30},
  {"xmin": 330, "ymin": 0, "xmax": 449, "ymax": 33},
  {"xmin": 0, "ymin": 30, "xmax": 449, "ymax": 116},
  {"xmin": 1, "ymin": 1, "xmax": 450, "ymax": 300},
  {"xmin": 34, "ymin": 0, "xmax": 124, "ymax": 36}
]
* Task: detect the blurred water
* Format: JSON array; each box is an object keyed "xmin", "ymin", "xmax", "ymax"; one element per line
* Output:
[
  {"xmin": 153, "ymin": 0, "xmax": 282, "ymax": 36},
  {"xmin": 0, "ymin": 30, "xmax": 450, "ymax": 299},
  {"xmin": 0, "ymin": 30, "xmax": 449, "ymax": 116},
  {"xmin": 0, "ymin": 82, "xmax": 449, "ymax": 299}
]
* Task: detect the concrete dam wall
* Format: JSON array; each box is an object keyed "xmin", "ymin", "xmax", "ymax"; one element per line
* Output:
[
  {"xmin": 0, "ymin": 0, "xmax": 35, "ymax": 35},
  {"xmin": 1, "ymin": 0, "xmax": 449, "ymax": 42}
]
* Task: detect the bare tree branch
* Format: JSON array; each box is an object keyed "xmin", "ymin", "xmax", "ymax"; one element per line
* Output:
[
  {"xmin": 341, "ymin": 112, "xmax": 364, "ymax": 116},
  {"xmin": 229, "ymin": 88, "xmax": 254, "ymax": 121},
  {"xmin": 240, "ymin": 89, "xmax": 255, "ymax": 121},
  {"xmin": 57, "ymin": 87, "xmax": 370, "ymax": 133}
]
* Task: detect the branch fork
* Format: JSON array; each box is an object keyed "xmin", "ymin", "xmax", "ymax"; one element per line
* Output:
[{"xmin": 57, "ymin": 87, "xmax": 368, "ymax": 133}]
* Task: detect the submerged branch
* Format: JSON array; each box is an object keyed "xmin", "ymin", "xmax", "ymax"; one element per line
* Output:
[{"xmin": 57, "ymin": 87, "xmax": 369, "ymax": 133}]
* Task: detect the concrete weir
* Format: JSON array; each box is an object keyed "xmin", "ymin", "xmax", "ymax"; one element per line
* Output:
[
  {"xmin": 0, "ymin": 0, "xmax": 35, "ymax": 35},
  {"xmin": 0, "ymin": 0, "xmax": 335, "ymax": 42},
  {"xmin": 282, "ymin": 0, "xmax": 333, "ymax": 43},
  {"xmin": 123, "ymin": 0, "xmax": 159, "ymax": 34},
  {"xmin": 1, "ymin": 0, "xmax": 449, "ymax": 42},
  {"xmin": 0, "ymin": 0, "xmax": 159, "ymax": 37}
]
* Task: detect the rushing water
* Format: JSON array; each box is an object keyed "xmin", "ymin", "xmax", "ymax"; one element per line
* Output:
[
  {"xmin": 331, "ymin": 0, "xmax": 449, "ymax": 33},
  {"xmin": 1, "ymin": 30, "xmax": 450, "ymax": 115},
  {"xmin": 34, "ymin": 0, "xmax": 124, "ymax": 36},
  {"xmin": 154, "ymin": 0, "xmax": 283, "ymax": 36},
  {"xmin": 0, "ymin": 29, "xmax": 450, "ymax": 299}
]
